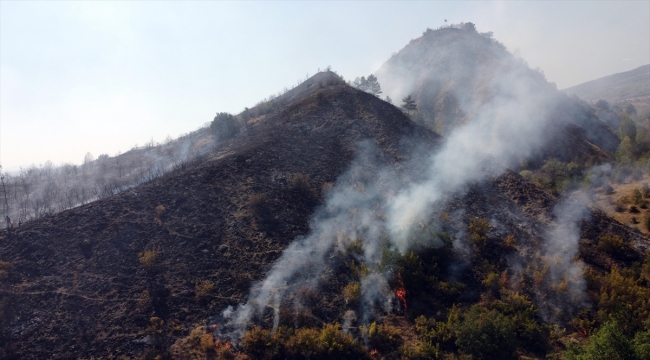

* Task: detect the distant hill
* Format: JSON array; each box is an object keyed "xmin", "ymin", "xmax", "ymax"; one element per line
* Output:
[{"xmin": 562, "ymin": 64, "xmax": 650, "ymax": 106}]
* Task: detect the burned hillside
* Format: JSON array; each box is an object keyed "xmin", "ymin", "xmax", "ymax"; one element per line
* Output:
[
  {"xmin": 1, "ymin": 31, "xmax": 650, "ymax": 359},
  {"xmin": 0, "ymin": 77, "xmax": 439, "ymax": 358}
]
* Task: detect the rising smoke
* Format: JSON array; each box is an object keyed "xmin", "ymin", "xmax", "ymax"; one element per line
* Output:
[{"xmin": 213, "ymin": 26, "xmax": 601, "ymax": 341}]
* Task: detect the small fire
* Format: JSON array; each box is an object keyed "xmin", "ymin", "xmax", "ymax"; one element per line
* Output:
[
  {"xmin": 396, "ymin": 271, "xmax": 407, "ymax": 310},
  {"xmin": 210, "ymin": 324, "xmax": 217, "ymax": 330},
  {"xmin": 370, "ymin": 349, "xmax": 378, "ymax": 356},
  {"xmin": 214, "ymin": 339, "xmax": 232, "ymax": 350}
]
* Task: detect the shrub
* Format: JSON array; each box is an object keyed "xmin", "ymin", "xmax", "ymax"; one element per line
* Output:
[
  {"xmin": 241, "ymin": 326, "xmax": 283, "ymax": 359},
  {"xmin": 455, "ymin": 305, "xmax": 517, "ymax": 360},
  {"xmin": 139, "ymin": 247, "xmax": 160, "ymax": 269},
  {"xmin": 468, "ymin": 217, "xmax": 491, "ymax": 249},
  {"xmin": 284, "ymin": 324, "xmax": 368, "ymax": 360},
  {"xmin": 634, "ymin": 330, "xmax": 650, "ymax": 360},
  {"xmin": 317, "ymin": 323, "xmax": 367, "ymax": 359},
  {"xmin": 291, "ymin": 173, "xmax": 311, "ymax": 194},
  {"xmin": 503, "ymin": 235, "xmax": 517, "ymax": 250},
  {"xmin": 200, "ymin": 332, "xmax": 215, "ymax": 351},
  {"xmin": 482, "ymin": 272, "xmax": 501, "ymax": 293},
  {"xmin": 564, "ymin": 321, "xmax": 635, "ymax": 360},
  {"xmin": 195, "ymin": 280, "xmax": 215, "ymax": 299},
  {"xmin": 343, "ymin": 282, "xmax": 361, "ymax": 305},
  {"xmin": 400, "ymin": 341, "xmax": 440, "ymax": 360},
  {"xmin": 210, "ymin": 112, "xmax": 240, "ymax": 142},
  {"xmin": 645, "ymin": 214, "xmax": 650, "ymax": 232},
  {"xmin": 361, "ymin": 322, "xmax": 403, "ymax": 354},
  {"xmin": 634, "ymin": 189, "xmax": 644, "ymax": 205},
  {"xmin": 285, "ymin": 328, "xmax": 321, "ymax": 358},
  {"xmin": 597, "ymin": 234, "xmax": 631, "ymax": 257},
  {"xmin": 154, "ymin": 204, "xmax": 166, "ymax": 217}
]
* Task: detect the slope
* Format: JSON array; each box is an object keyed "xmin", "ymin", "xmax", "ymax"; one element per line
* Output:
[
  {"xmin": 563, "ymin": 64, "xmax": 650, "ymax": 106},
  {"xmin": 375, "ymin": 24, "xmax": 620, "ymax": 165},
  {"xmin": 0, "ymin": 75, "xmax": 439, "ymax": 358}
]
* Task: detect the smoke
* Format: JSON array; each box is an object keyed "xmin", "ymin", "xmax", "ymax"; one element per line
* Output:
[
  {"xmin": 212, "ymin": 142, "xmax": 397, "ymax": 342},
  {"xmin": 387, "ymin": 64, "xmax": 557, "ymax": 246},
  {"xmin": 0, "ymin": 126, "xmax": 214, "ymax": 229},
  {"xmin": 213, "ymin": 27, "xmax": 603, "ymax": 340},
  {"xmin": 536, "ymin": 192, "xmax": 591, "ymax": 323}
]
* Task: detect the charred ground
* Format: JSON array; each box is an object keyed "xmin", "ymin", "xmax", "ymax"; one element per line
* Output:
[{"xmin": 0, "ymin": 79, "xmax": 438, "ymax": 358}]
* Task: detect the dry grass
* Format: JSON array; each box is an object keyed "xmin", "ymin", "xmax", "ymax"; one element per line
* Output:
[
  {"xmin": 591, "ymin": 173, "xmax": 650, "ymax": 234},
  {"xmin": 138, "ymin": 247, "xmax": 160, "ymax": 269}
]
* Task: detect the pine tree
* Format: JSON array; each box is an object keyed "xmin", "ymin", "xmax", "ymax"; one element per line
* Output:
[
  {"xmin": 365, "ymin": 75, "xmax": 382, "ymax": 96},
  {"xmin": 401, "ymin": 95, "xmax": 417, "ymax": 115}
]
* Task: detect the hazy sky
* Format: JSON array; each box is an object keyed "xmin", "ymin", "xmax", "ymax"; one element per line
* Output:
[{"xmin": 1, "ymin": 1, "xmax": 648, "ymax": 171}]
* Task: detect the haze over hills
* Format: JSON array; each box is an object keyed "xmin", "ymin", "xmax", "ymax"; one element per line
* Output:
[
  {"xmin": 1, "ymin": 25, "xmax": 650, "ymax": 359},
  {"xmin": 375, "ymin": 23, "xmax": 620, "ymax": 165},
  {"xmin": 562, "ymin": 64, "xmax": 650, "ymax": 107}
]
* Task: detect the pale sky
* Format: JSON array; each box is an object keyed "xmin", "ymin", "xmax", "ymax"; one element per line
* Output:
[{"xmin": 1, "ymin": 1, "xmax": 648, "ymax": 171}]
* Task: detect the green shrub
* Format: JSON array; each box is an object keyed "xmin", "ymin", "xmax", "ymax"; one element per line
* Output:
[
  {"xmin": 455, "ymin": 305, "xmax": 517, "ymax": 360},
  {"xmin": 633, "ymin": 189, "xmax": 644, "ymax": 205},
  {"xmin": 210, "ymin": 112, "xmax": 240, "ymax": 142},
  {"xmin": 565, "ymin": 321, "xmax": 635, "ymax": 360},
  {"xmin": 318, "ymin": 323, "xmax": 367, "ymax": 359},
  {"xmin": 468, "ymin": 218, "xmax": 491, "ymax": 249},
  {"xmin": 360, "ymin": 321, "xmax": 403, "ymax": 354},
  {"xmin": 342, "ymin": 282, "xmax": 361, "ymax": 305},
  {"xmin": 598, "ymin": 234, "xmax": 631, "ymax": 257},
  {"xmin": 241, "ymin": 326, "xmax": 283, "ymax": 359},
  {"xmin": 634, "ymin": 330, "xmax": 650, "ymax": 360}
]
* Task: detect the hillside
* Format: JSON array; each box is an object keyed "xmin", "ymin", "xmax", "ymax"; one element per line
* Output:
[
  {"xmin": 375, "ymin": 24, "xmax": 619, "ymax": 165},
  {"xmin": 563, "ymin": 64, "xmax": 650, "ymax": 107},
  {"xmin": 1, "ymin": 33, "xmax": 650, "ymax": 359},
  {"xmin": 0, "ymin": 76, "xmax": 439, "ymax": 358}
]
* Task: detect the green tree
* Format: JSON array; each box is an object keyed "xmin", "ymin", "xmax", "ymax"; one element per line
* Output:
[
  {"xmin": 620, "ymin": 115, "xmax": 637, "ymax": 142},
  {"xmin": 634, "ymin": 330, "xmax": 650, "ymax": 360},
  {"xmin": 353, "ymin": 75, "xmax": 382, "ymax": 97},
  {"xmin": 210, "ymin": 112, "xmax": 239, "ymax": 142},
  {"xmin": 565, "ymin": 321, "xmax": 635, "ymax": 360},
  {"xmin": 401, "ymin": 95, "xmax": 417, "ymax": 115},
  {"xmin": 455, "ymin": 305, "xmax": 517, "ymax": 360},
  {"xmin": 616, "ymin": 136, "xmax": 634, "ymax": 164}
]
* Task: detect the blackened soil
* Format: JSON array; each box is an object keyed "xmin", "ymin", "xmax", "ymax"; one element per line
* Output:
[{"xmin": 0, "ymin": 83, "xmax": 438, "ymax": 359}]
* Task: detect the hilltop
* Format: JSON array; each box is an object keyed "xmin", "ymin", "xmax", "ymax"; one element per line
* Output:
[{"xmin": 375, "ymin": 24, "xmax": 619, "ymax": 165}]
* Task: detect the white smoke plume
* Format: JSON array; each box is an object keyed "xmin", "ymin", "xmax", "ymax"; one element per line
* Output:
[
  {"xmin": 536, "ymin": 192, "xmax": 591, "ymax": 322},
  {"xmin": 214, "ymin": 27, "xmax": 602, "ymax": 341}
]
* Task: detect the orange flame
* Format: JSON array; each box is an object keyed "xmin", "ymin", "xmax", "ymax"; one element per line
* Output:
[
  {"xmin": 210, "ymin": 324, "xmax": 217, "ymax": 330},
  {"xmin": 370, "ymin": 349, "xmax": 378, "ymax": 356},
  {"xmin": 214, "ymin": 339, "xmax": 232, "ymax": 350},
  {"xmin": 396, "ymin": 271, "xmax": 407, "ymax": 310}
]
